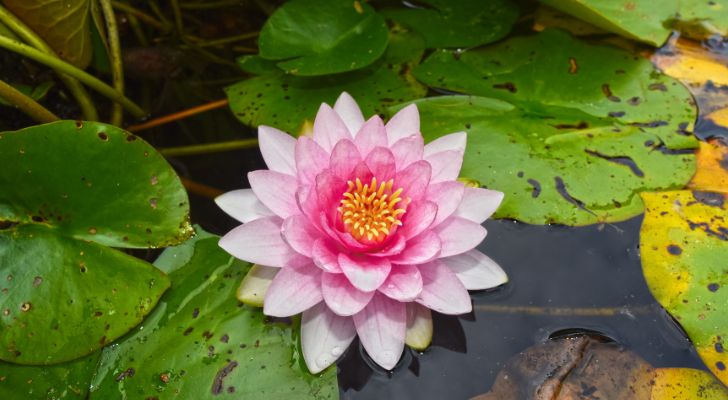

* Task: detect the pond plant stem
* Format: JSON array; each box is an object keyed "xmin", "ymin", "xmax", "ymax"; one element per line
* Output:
[
  {"xmin": 0, "ymin": 5, "xmax": 98, "ymax": 121},
  {"xmin": 127, "ymin": 99, "xmax": 229, "ymax": 132},
  {"xmin": 0, "ymin": 35, "xmax": 146, "ymax": 119},
  {"xmin": 159, "ymin": 139, "xmax": 259, "ymax": 157},
  {"xmin": 0, "ymin": 79, "xmax": 59, "ymax": 123},
  {"xmin": 110, "ymin": 1, "xmax": 167, "ymax": 31},
  {"xmin": 180, "ymin": 177, "xmax": 223, "ymax": 199},
  {"xmin": 474, "ymin": 304, "xmax": 654, "ymax": 317},
  {"xmin": 99, "ymin": 0, "xmax": 125, "ymax": 126}
]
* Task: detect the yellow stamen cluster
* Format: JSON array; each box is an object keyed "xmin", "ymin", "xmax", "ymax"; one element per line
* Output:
[{"xmin": 338, "ymin": 177, "xmax": 406, "ymax": 242}]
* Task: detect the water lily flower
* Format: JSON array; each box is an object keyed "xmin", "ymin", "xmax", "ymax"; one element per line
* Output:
[{"xmin": 216, "ymin": 93, "xmax": 507, "ymax": 373}]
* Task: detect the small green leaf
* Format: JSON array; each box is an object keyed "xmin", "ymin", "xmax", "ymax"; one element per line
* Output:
[
  {"xmin": 226, "ymin": 62, "xmax": 426, "ymax": 133},
  {"xmin": 258, "ymin": 0, "xmax": 388, "ymax": 76},
  {"xmin": 382, "ymin": 0, "xmax": 518, "ymax": 48},
  {"xmin": 0, "ymin": 81, "xmax": 53, "ymax": 107},
  {"xmin": 89, "ymin": 232, "xmax": 338, "ymax": 399},
  {"xmin": 0, "ymin": 352, "xmax": 100, "ymax": 399}
]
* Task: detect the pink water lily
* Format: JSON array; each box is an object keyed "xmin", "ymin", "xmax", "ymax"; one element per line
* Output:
[{"xmin": 216, "ymin": 93, "xmax": 507, "ymax": 373}]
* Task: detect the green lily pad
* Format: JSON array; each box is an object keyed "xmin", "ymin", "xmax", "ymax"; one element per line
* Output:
[
  {"xmin": 402, "ymin": 95, "xmax": 696, "ymax": 225},
  {"xmin": 89, "ymin": 231, "xmax": 338, "ymax": 400},
  {"xmin": 382, "ymin": 0, "xmax": 518, "ymax": 48},
  {"xmin": 0, "ymin": 352, "xmax": 100, "ymax": 399},
  {"xmin": 226, "ymin": 62, "xmax": 426, "ymax": 133},
  {"xmin": 3, "ymin": 0, "xmax": 93, "ymax": 68},
  {"xmin": 541, "ymin": 0, "xmax": 728, "ymax": 46},
  {"xmin": 0, "ymin": 121, "xmax": 192, "ymax": 248},
  {"xmin": 0, "ymin": 224, "xmax": 170, "ymax": 364},
  {"xmin": 258, "ymin": 0, "xmax": 388, "ymax": 76},
  {"xmin": 640, "ymin": 190, "xmax": 728, "ymax": 386}
]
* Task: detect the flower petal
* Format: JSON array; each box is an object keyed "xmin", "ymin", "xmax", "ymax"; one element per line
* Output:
[
  {"xmin": 352, "ymin": 293, "xmax": 406, "ymax": 370},
  {"xmin": 365, "ymin": 147, "xmax": 396, "ymax": 182},
  {"xmin": 316, "ymin": 170, "xmax": 347, "ymax": 213},
  {"xmin": 237, "ymin": 264, "xmax": 278, "ymax": 307},
  {"xmin": 263, "ymin": 264, "xmax": 323, "ymax": 317},
  {"xmin": 390, "ymin": 134, "xmax": 424, "ymax": 170},
  {"xmin": 295, "ymin": 136, "xmax": 329, "ymax": 184},
  {"xmin": 313, "ymin": 103, "xmax": 351, "ymax": 151},
  {"xmin": 215, "ymin": 189, "xmax": 274, "ymax": 223},
  {"xmin": 258, "ymin": 125, "xmax": 296, "ymax": 175},
  {"xmin": 435, "ymin": 217, "xmax": 487, "ymax": 257},
  {"xmin": 329, "ymin": 139, "xmax": 361, "ymax": 179},
  {"xmin": 322, "ymin": 272, "xmax": 375, "ymax": 316},
  {"xmin": 416, "ymin": 261, "xmax": 471, "ymax": 314},
  {"xmin": 441, "ymin": 250, "xmax": 508, "ymax": 290},
  {"xmin": 333, "ymin": 92, "xmax": 365, "ymax": 136},
  {"xmin": 405, "ymin": 303, "xmax": 432, "ymax": 351},
  {"xmin": 378, "ymin": 264, "xmax": 422, "ymax": 302},
  {"xmin": 338, "ymin": 253, "xmax": 391, "ymax": 292},
  {"xmin": 248, "ymin": 170, "xmax": 299, "ymax": 218},
  {"xmin": 395, "ymin": 160, "xmax": 431, "ymax": 200},
  {"xmin": 219, "ymin": 217, "xmax": 307, "ymax": 268},
  {"xmin": 386, "ymin": 104, "xmax": 419, "ymax": 144},
  {"xmin": 423, "ymin": 132, "xmax": 466, "ymax": 157},
  {"xmin": 355, "ymin": 116, "xmax": 388, "ymax": 157},
  {"xmin": 400, "ymin": 200, "xmax": 437, "ymax": 239},
  {"xmin": 301, "ymin": 303, "xmax": 356, "ymax": 374},
  {"xmin": 391, "ymin": 230, "xmax": 441, "ymax": 265},
  {"xmin": 425, "ymin": 150, "xmax": 463, "ymax": 183},
  {"xmin": 426, "ymin": 181, "xmax": 465, "ymax": 226},
  {"xmin": 281, "ymin": 215, "xmax": 322, "ymax": 257},
  {"xmin": 312, "ymin": 239, "xmax": 343, "ymax": 273},
  {"xmin": 454, "ymin": 187, "xmax": 504, "ymax": 224}
]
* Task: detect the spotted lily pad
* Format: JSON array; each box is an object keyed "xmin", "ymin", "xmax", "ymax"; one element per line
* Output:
[
  {"xmin": 89, "ymin": 231, "xmax": 338, "ymax": 399},
  {"xmin": 381, "ymin": 0, "xmax": 518, "ymax": 49},
  {"xmin": 640, "ymin": 190, "xmax": 728, "ymax": 385},
  {"xmin": 0, "ymin": 121, "xmax": 191, "ymax": 364},
  {"xmin": 257, "ymin": 0, "xmax": 388, "ymax": 76},
  {"xmin": 0, "ymin": 352, "xmax": 100, "ymax": 399}
]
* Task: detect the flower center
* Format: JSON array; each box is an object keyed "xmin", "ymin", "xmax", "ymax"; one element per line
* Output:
[{"xmin": 338, "ymin": 177, "xmax": 406, "ymax": 242}]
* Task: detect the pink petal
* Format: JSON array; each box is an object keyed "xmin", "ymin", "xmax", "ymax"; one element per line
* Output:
[
  {"xmin": 219, "ymin": 217, "xmax": 308, "ymax": 268},
  {"xmin": 400, "ymin": 200, "xmax": 437, "ymax": 239},
  {"xmin": 434, "ymin": 217, "xmax": 487, "ymax": 257},
  {"xmin": 281, "ymin": 215, "xmax": 322, "ymax": 257},
  {"xmin": 416, "ymin": 261, "xmax": 471, "ymax": 314},
  {"xmin": 395, "ymin": 160, "xmax": 431, "ymax": 200},
  {"xmin": 352, "ymin": 293, "xmax": 406, "ymax": 370},
  {"xmin": 312, "ymin": 239, "xmax": 343, "ymax": 273},
  {"xmin": 378, "ymin": 264, "xmax": 422, "ymax": 302},
  {"xmin": 329, "ymin": 139, "xmax": 361, "ymax": 179},
  {"xmin": 322, "ymin": 272, "xmax": 375, "ymax": 316},
  {"xmin": 248, "ymin": 170, "xmax": 299, "ymax": 218},
  {"xmin": 333, "ymin": 92, "xmax": 365, "ymax": 136},
  {"xmin": 386, "ymin": 104, "xmax": 419, "ymax": 144},
  {"xmin": 301, "ymin": 302, "xmax": 356, "ymax": 373},
  {"xmin": 263, "ymin": 264, "xmax": 323, "ymax": 317},
  {"xmin": 454, "ymin": 187, "xmax": 504, "ymax": 223},
  {"xmin": 338, "ymin": 253, "xmax": 391, "ymax": 292},
  {"xmin": 425, "ymin": 150, "xmax": 463, "ymax": 183},
  {"xmin": 258, "ymin": 126, "xmax": 296, "ymax": 175},
  {"xmin": 295, "ymin": 136, "xmax": 329, "ymax": 184},
  {"xmin": 390, "ymin": 135, "xmax": 424, "ymax": 170},
  {"xmin": 355, "ymin": 116, "xmax": 388, "ymax": 157},
  {"xmin": 426, "ymin": 181, "xmax": 465, "ymax": 226},
  {"xmin": 316, "ymin": 170, "xmax": 347, "ymax": 213},
  {"xmin": 423, "ymin": 132, "xmax": 466, "ymax": 157},
  {"xmin": 215, "ymin": 189, "xmax": 274, "ymax": 223},
  {"xmin": 369, "ymin": 234, "xmax": 406, "ymax": 257},
  {"xmin": 365, "ymin": 147, "xmax": 396, "ymax": 182},
  {"xmin": 405, "ymin": 302, "xmax": 432, "ymax": 350},
  {"xmin": 391, "ymin": 230, "xmax": 441, "ymax": 265},
  {"xmin": 313, "ymin": 103, "xmax": 351, "ymax": 151},
  {"xmin": 442, "ymin": 250, "xmax": 508, "ymax": 290}
]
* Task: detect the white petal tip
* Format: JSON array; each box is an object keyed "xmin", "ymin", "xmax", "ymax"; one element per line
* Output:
[
  {"xmin": 237, "ymin": 264, "xmax": 278, "ymax": 307},
  {"xmin": 405, "ymin": 305, "xmax": 433, "ymax": 351}
]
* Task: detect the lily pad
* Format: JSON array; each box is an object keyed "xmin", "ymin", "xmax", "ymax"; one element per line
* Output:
[
  {"xmin": 402, "ymin": 95, "xmax": 696, "ymax": 225},
  {"xmin": 651, "ymin": 368, "xmax": 728, "ymax": 400},
  {"xmin": 3, "ymin": 0, "xmax": 93, "ymax": 68},
  {"xmin": 0, "ymin": 352, "xmax": 100, "ymax": 399},
  {"xmin": 640, "ymin": 190, "xmax": 728, "ymax": 385},
  {"xmin": 89, "ymin": 231, "xmax": 338, "ymax": 399},
  {"xmin": 381, "ymin": 0, "xmax": 518, "ymax": 49},
  {"xmin": 258, "ymin": 0, "xmax": 388, "ymax": 76},
  {"xmin": 226, "ymin": 62, "xmax": 426, "ymax": 133}
]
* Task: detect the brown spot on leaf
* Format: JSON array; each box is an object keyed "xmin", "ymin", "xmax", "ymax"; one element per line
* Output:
[{"xmin": 211, "ymin": 361, "xmax": 238, "ymax": 395}]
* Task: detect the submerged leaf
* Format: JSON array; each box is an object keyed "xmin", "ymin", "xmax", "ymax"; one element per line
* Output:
[{"xmin": 0, "ymin": 352, "xmax": 100, "ymax": 399}]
